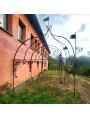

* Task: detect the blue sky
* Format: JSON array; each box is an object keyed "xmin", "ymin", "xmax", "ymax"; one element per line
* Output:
[{"xmin": 37, "ymin": 14, "xmax": 90, "ymax": 57}]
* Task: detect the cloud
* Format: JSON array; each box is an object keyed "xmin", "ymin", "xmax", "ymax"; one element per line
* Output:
[
  {"xmin": 49, "ymin": 14, "xmax": 71, "ymax": 25},
  {"xmin": 37, "ymin": 14, "xmax": 71, "ymax": 27},
  {"xmin": 78, "ymin": 24, "xmax": 86, "ymax": 32}
]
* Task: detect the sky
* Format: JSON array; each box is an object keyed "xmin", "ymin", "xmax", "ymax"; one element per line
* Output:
[{"xmin": 37, "ymin": 14, "xmax": 90, "ymax": 57}]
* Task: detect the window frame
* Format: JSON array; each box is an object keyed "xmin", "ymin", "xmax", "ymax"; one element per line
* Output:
[
  {"xmin": 30, "ymin": 34, "xmax": 35, "ymax": 50},
  {"xmin": 0, "ymin": 14, "xmax": 8, "ymax": 30},
  {"xmin": 18, "ymin": 19, "xmax": 26, "ymax": 43},
  {"xmin": 0, "ymin": 14, "xmax": 13, "ymax": 36},
  {"xmin": 35, "ymin": 39, "xmax": 38, "ymax": 51},
  {"xmin": 37, "ymin": 42, "xmax": 40, "ymax": 53},
  {"xmin": 18, "ymin": 23, "xmax": 23, "ymax": 41}
]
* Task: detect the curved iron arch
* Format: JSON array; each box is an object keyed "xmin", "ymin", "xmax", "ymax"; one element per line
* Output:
[
  {"xmin": 35, "ymin": 45, "xmax": 62, "ymax": 62},
  {"xmin": 23, "ymin": 39, "xmax": 42, "ymax": 61},
  {"xmin": 35, "ymin": 48, "xmax": 48, "ymax": 61},
  {"xmin": 49, "ymin": 29, "xmax": 74, "ymax": 55}
]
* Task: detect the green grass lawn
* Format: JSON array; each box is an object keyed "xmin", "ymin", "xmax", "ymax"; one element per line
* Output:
[
  {"xmin": 0, "ymin": 70, "xmax": 86, "ymax": 104},
  {"xmin": 77, "ymin": 74, "xmax": 90, "ymax": 81},
  {"xmin": 44, "ymin": 70, "xmax": 59, "ymax": 76}
]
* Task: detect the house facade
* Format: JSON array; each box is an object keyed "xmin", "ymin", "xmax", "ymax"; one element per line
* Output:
[{"xmin": 0, "ymin": 14, "xmax": 50, "ymax": 90}]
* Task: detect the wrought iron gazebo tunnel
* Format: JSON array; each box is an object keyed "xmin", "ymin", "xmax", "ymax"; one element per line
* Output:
[{"xmin": 13, "ymin": 25, "xmax": 76, "ymax": 98}]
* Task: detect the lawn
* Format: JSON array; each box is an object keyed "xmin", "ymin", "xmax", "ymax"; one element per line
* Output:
[{"xmin": 0, "ymin": 70, "xmax": 88, "ymax": 104}]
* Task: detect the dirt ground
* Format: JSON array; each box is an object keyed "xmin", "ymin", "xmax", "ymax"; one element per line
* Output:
[
  {"xmin": 40, "ymin": 74, "xmax": 90, "ymax": 103},
  {"xmin": 75, "ymin": 77, "xmax": 90, "ymax": 103}
]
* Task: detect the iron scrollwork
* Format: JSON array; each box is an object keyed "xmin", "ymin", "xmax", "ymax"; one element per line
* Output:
[
  {"xmin": 28, "ymin": 61, "xmax": 33, "ymax": 72},
  {"xmin": 13, "ymin": 59, "xmax": 22, "ymax": 78}
]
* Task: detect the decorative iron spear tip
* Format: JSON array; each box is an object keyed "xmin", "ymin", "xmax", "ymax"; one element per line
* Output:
[
  {"xmin": 63, "ymin": 46, "xmax": 67, "ymax": 50},
  {"xmin": 43, "ymin": 17, "xmax": 49, "ymax": 21},
  {"xmin": 70, "ymin": 33, "xmax": 76, "ymax": 39}
]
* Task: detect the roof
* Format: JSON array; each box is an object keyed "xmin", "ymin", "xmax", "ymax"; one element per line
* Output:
[{"xmin": 26, "ymin": 14, "xmax": 50, "ymax": 53}]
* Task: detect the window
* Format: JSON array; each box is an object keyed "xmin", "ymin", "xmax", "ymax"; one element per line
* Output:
[
  {"xmin": 41, "ymin": 46, "xmax": 44, "ymax": 55},
  {"xmin": 31, "ymin": 34, "xmax": 35, "ymax": 50},
  {"xmin": 38, "ymin": 42, "xmax": 40, "ymax": 53},
  {"xmin": 35, "ymin": 39, "xmax": 38, "ymax": 51},
  {"xmin": 18, "ymin": 19, "xmax": 26, "ymax": 41},
  {"xmin": 18, "ymin": 24, "xmax": 23, "ymax": 40},
  {"xmin": 0, "ymin": 14, "xmax": 8, "ymax": 30},
  {"xmin": 41, "ymin": 47, "xmax": 43, "ymax": 55}
]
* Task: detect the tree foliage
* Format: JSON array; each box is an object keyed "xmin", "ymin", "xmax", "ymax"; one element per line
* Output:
[
  {"xmin": 76, "ymin": 56, "xmax": 90, "ymax": 76},
  {"xmin": 67, "ymin": 56, "xmax": 90, "ymax": 76},
  {"xmin": 48, "ymin": 55, "xmax": 90, "ymax": 77},
  {"xmin": 48, "ymin": 56, "xmax": 59, "ymax": 70}
]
